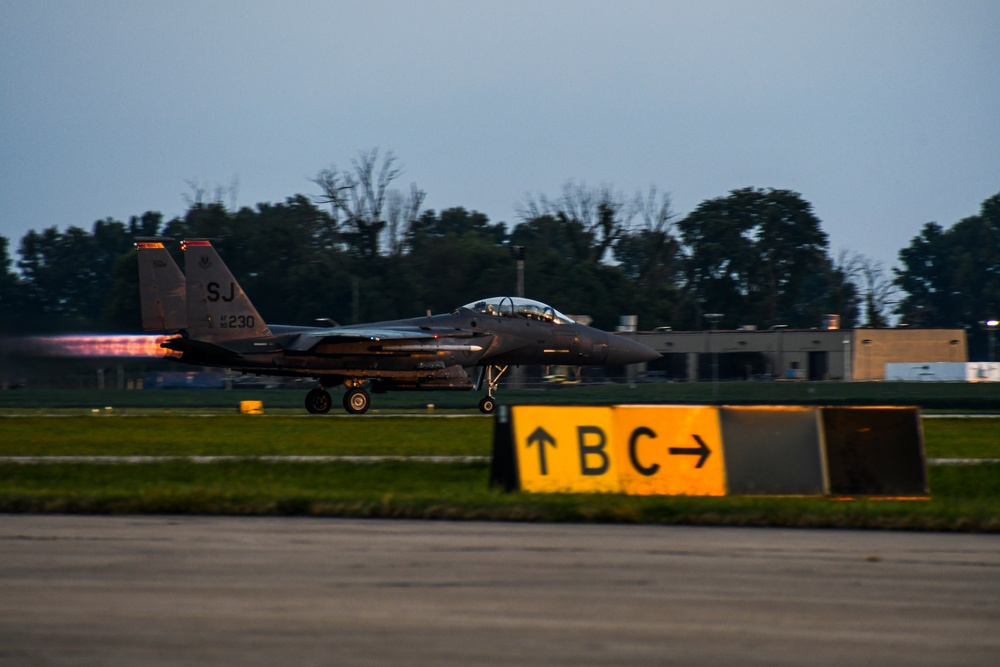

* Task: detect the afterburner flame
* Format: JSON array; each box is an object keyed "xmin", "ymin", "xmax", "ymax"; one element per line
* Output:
[{"xmin": 25, "ymin": 334, "xmax": 182, "ymax": 358}]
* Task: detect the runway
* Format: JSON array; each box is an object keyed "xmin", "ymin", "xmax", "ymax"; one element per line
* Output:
[{"xmin": 1, "ymin": 516, "xmax": 998, "ymax": 666}]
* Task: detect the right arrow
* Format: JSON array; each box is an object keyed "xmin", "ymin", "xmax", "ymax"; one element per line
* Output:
[
  {"xmin": 526, "ymin": 426, "xmax": 556, "ymax": 475},
  {"xmin": 669, "ymin": 434, "xmax": 711, "ymax": 469}
]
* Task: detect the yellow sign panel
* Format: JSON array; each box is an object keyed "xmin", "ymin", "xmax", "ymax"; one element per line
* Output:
[
  {"xmin": 512, "ymin": 406, "xmax": 621, "ymax": 493},
  {"xmin": 510, "ymin": 405, "xmax": 726, "ymax": 496},
  {"xmin": 496, "ymin": 404, "xmax": 923, "ymax": 497},
  {"xmin": 613, "ymin": 406, "xmax": 727, "ymax": 496}
]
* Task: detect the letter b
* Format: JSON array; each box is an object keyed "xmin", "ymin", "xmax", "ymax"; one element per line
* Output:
[{"xmin": 577, "ymin": 426, "xmax": 609, "ymax": 476}]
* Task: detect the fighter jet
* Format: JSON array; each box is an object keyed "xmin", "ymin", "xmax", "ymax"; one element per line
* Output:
[{"xmin": 135, "ymin": 238, "xmax": 660, "ymax": 414}]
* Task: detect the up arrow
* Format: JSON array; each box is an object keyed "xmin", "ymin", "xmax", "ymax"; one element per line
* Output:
[
  {"xmin": 668, "ymin": 434, "xmax": 711, "ymax": 469},
  {"xmin": 526, "ymin": 426, "xmax": 556, "ymax": 475}
]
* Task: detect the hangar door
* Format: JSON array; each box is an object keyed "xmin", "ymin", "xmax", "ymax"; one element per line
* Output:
[{"xmin": 809, "ymin": 351, "xmax": 829, "ymax": 380}]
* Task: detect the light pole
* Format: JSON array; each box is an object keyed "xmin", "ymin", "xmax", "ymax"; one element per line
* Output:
[
  {"xmin": 704, "ymin": 313, "xmax": 723, "ymax": 397},
  {"xmin": 511, "ymin": 246, "xmax": 526, "ymax": 389},
  {"xmin": 512, "ymin": 246, "xmax": 525, "ymax": 298}
]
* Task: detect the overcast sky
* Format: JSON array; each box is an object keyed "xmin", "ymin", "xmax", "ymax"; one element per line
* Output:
[{"xmin": 2, "ymin": 0, "xmax": 998, "ymax": 270}]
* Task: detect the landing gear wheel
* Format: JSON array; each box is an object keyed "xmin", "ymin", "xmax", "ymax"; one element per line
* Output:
[
  {"xmin": 480, "ymin": 365, "xmax": 508, "ymax": 414},
  {"xmin": 343, "ymin": 387, "xmax": 371, "ymax": 414},
  {"xmin": 305, "ymin": 388, "xmax": 332, "ymax": 414}
]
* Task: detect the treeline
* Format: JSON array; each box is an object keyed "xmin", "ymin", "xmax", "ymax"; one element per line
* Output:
[{"xmin": 1, "ymin": 151, "xmax": 998, "ymax": 356}]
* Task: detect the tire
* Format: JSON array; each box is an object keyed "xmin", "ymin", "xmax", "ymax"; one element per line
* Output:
[
  {"xmin": 343, "ymin": 387, "xmax": 371, "ymax": 414},
  {"xmin": 305, "ymin": 388, "xmax": 332, "ymax": 414},
  {"xmin": 478, "ymin": 396, "xmax": 496, "ymax": 414}
]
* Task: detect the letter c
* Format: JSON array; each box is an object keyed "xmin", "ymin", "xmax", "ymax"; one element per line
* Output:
[{"xmin": 629, "ymin": 427, "xmax": 659, "ymax": 476}]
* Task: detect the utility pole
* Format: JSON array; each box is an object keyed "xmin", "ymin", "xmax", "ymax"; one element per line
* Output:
[
  {"xmin": 512, "ymin": 246, "xmax": 525, "ymax": 298},
  {"xmin": 704, "ymin": 313, "xmax": 723, "ymax": 398},
  {"xmin": 511, "ymin": 246, "xmax": 527, "ymax": 389}
]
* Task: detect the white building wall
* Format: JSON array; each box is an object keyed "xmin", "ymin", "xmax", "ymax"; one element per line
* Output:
[{"xmin": 885, "ymin": 362, "xmax": 1000, "ymax": 382}]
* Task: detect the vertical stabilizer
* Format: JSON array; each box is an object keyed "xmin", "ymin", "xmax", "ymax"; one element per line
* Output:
[
  {"xmin": 182, "ymin": 240, "xmax": 272, "ymax": 341},
  {"xmin": 135, "ymin": 238, "xmax": 186, "ymax": 332}
]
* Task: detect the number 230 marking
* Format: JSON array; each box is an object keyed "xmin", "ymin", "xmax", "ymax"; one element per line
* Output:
[{"xmin": 221, "ymin": 315, "xmax": 255, "ymax": 329}]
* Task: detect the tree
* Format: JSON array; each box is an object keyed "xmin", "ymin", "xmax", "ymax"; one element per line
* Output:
[
  {"xmin": 838, "ymin": 251, "xmax": 896, "ymax": 327},
  {"xmin": 127, "ymin": 211, "xmax": 165, "ymax": 238},
  {"xmin": 518, "ymin": 182, "xmax": 633, "ymax": 263},
  {"xmin": 508, "ymin": 214, "xmax": 591, "ymax": 265},
  {"xmin": 617, "ymin": 190, "xmax": 678, "ymax": 274},
  {"xmin": 162, "ymin": 201, "xmax": 232, "ymax": 242},
  {"xmin": 677, "ymin": 187, "xmax": 836, "ymax": 329},
  {"xmin": 895, "ymin": 191, "xmax": 1000, "ymax": 357},
  {"xmin": 505, "ymin": 214, "xmax": 640, "ymax": 330},
  {"xmin": 612, "ymin": 188, "xmax": 686, "ymax": 329},
  {"xmin": 384, "ymin": 184, "xmax": 427, "ymax": 257},
  {"xmin": 407, "ymin": 207, "xmax": 505, "ymax": 252},
  {"xmin": 15, "ymin": 219, "xmax": 135, "ymax": 331},
  {"xmin": 103, "ymin": 251, "xmax": 143, "ymax": 331},
  {"xmin": 0, "ymin": 236, "xmax": 29, "ymax": 333},
  {"xmin": 312, "ymin": 149, "xmax": 425, "ymax": 260},
  {"xmin": 797, "ymin": 253, "xmax": 860, "ymax": 329},
  {"xmin": 222, "ymin": 196, "xmax": 340, "ymax": 322},
  {"xmin": 403, "ymin": 209, "xmax": 513, "ymax": 313}
]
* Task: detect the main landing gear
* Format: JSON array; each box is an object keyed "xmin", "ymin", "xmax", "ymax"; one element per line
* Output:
[
  {"xmin": 305, "ymin": 387, "xmax": 332, "ymax": 414},
  {"xmin": 343, "ymin": 386, "xmax": 370, "ymax": 414},
  {"xmin": 478, "ymin": 365, "xmax": 508, "ymax": 414},
  {"xmin": 306, "ymin": 368, "xmax": 507, "ymax": 415},
  {"xmin": 304, "ymin": 383, "xmax": 371, "ymax": 415}
]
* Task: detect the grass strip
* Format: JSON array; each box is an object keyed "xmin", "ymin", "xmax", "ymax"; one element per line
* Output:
[
  {"xmin": 2, "ymin": 415, "xmax": 998, "ymax": 459},
  {"xmin": 922, "ymin": 418, "xmax": 1000, "ymax": 458},
  {"xmin": 1, "ymin": 461, "xmax": 998, "ymax": 531},
  {"xmin": 0, "ymin": 416, "xmax": 492, "ymax": 456}
]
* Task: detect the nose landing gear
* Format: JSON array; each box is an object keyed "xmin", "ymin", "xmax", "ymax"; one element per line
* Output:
[{"xmin": 478, "ymin": 365, "xmax": 509, "ymax": 414}]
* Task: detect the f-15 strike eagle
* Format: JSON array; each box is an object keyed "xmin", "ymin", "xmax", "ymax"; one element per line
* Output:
[{"xmin": 135, "ymin": 238, "xmax": 660, "ymax": 414}]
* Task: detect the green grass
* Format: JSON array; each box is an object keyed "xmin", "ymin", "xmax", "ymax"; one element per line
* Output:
[
  {"xmin": 1, "ymin": 399, "xmax": 998, "ymax": 531},
  {"xmin": 1, "ymin": 414, "xmax": 997, "ymax": 459},
  {"xmin": 923, "ymin": 419, "xmax": 1000, "ymax": 459},
  {"xmin": 0, "ymin": 415, "xmax": 492, "ymax": 456},
  {"xmin": 1, "ymin": 461, "xmax": 998, "ymax": 531}
]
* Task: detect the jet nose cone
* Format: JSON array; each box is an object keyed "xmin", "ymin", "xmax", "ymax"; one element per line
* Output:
[{"xmin": 606, "ymin": 334, "xmax": 661, "ymax": 365}]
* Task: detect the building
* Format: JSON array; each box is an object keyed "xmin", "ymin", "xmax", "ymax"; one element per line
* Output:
[{"xmin": 626, "ymin": 326, "xmax": 967, "ymax": 382}]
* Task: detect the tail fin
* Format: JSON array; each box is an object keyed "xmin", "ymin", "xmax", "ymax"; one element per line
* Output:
[
  {"xmin": 135, "ymin": 238, "xmax": 186, "ymax": 332},
  {"xmin": 182, "ymin": 240, "xmax": 272, "ymax": 342}
]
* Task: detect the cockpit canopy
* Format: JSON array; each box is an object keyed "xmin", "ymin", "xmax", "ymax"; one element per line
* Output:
[{"xmin": 460, "ymin": 297, "xmax": 576, "ymax": 325}]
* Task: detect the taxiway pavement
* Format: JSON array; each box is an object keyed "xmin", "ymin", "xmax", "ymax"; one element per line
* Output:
[{"xmin": 1, "ymin": 515, "xmax": 998, "ymax": 666}]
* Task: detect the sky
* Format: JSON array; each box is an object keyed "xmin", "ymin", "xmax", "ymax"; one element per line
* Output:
[{"xmin": 2, "ymin": 0, "xmax": 998, "ymax": 271}]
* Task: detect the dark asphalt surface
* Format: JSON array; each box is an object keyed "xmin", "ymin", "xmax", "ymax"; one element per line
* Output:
[{"xmin": 1, "ymin": 515, "xmax": 998, "ymax": 666}]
